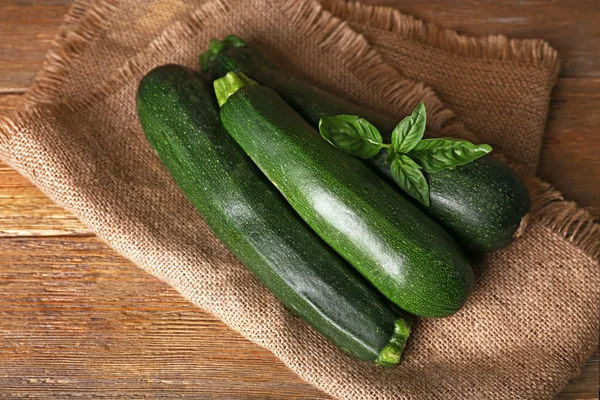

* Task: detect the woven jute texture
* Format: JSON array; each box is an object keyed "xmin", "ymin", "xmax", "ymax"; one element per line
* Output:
[{"xmin": 1, "ymin": 0, "xmax": 598, "ymax": 399}]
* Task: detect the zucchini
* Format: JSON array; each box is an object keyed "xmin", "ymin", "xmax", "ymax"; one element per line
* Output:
[
  {"xmin": 136, "ymin": 65, "xmax": 412, "ymax": 366},
  {"xmin": 216, "ymin": 72, "xmax": 474, "ymax": 318},
  {"xmin": 202, "ymin": 39, "xmax": 531, "ymax": 252}
]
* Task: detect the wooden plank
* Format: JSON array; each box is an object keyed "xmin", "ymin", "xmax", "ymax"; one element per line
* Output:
[
  {"xmin": 0, "ymin": 236, "xmax": 329, "ymax": 399},
  {"xmin": 0, "ymin": 93, "xmax": 91, "ymax": 237},
  {"xmin": 557, "ymin": 352, "xmax": 600, "ymax": 400},
  {"xmin": 363, "ymin": 0, "xmax": 600, "ymax": 78},
  {"xmin": 0, "ymin": 163, "xmax": 89, "ymax": 237},
  {"xmin": 0, "ymin": 2, "xmax": 72, "ymax": 93},
  {"xmin": 538, "ymin": 78, "xmax": 600, "ymax": 218},
  {"xmin": 0, "ymin": 93, "xmax": 23, "ymax": 116}
]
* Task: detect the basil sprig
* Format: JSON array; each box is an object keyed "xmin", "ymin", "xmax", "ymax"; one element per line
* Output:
[{"xmin": 318, "ymin": 102, "xmax": 492, "ymax": 206}]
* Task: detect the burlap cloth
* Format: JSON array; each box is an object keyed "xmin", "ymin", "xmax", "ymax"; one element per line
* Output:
[{"xmin": 1, "ymin": 0, "xmax": 598, "ymax": 398}]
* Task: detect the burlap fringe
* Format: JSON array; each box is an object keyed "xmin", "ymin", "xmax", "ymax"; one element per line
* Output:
[
  {"xmin": 31, "ymin": 0, "xmax": 231, "ymax": 115},
  {"xmin": 0, "ymin": 0, "xmax": 595, "ymax": 263},
  {"xmin": 527, "ymin": 176, "xmax": 599, "ymax": 260},
  {"xmin": 50, "ymin": 0, "xmax": 93, "ymax": 50},
  {"xmin": 0, "ymin": 117, "xmax": 15, "ymax": 152},
  {"xmin": 23, "ymin": 0, "xmax": 119, "ymax": 106},
  {"xmin": 321, "ymin": 0, "xmax": 560, "ymax": 75}
]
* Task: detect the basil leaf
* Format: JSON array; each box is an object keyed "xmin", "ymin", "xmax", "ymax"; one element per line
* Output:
[
  {"xmin": 390, "ymin": 155, "xmax": 430, "ymax": 206},
  {"xmin": 409, "ymin": 138, "xmax": 493, "ymax": 172},
  {"xmin": 319, "ymin": 115, "xmax": 384, "ymax": 159},
  {"xmin": 391, "ymin": 102, "xmax": 426, "ymax": 154}
]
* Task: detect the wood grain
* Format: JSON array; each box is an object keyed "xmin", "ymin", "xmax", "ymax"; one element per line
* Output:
[
  {"xmin": 556, "ymin": 352, "xmax": 600, "ymax": 400},
  {"xmin": 0, "ymin": 0, "xmax": 597, "ymax": 399},
  {"xmin": 0, "ymin": 93, "xmax": 24, "ymax": 115},
  {"xmin": 0, "ymin": 164, "xmax": 89, "ymax": 237},
  {"xmin": 539, "ymin": 78, "xmax": 600, "ymax": 218},
  {"xmin": 0, "ymin": 1, "xmax": 72, "ymax": 93}
]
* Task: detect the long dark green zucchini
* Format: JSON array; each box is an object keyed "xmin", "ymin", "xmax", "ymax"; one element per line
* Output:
[
  {"xmin": 136, "ymin": 65, "xmax": 412, "ymax": 366},
  {"xmin": 216, "ymin": 72, "xmax": 474, "ymax": 318},
  {"xmin": 202, "ymin": 38, "xmax": 531, "ymax": 252}
]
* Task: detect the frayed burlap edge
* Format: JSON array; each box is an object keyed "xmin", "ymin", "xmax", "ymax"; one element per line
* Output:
[
  {"xmin": 23, "ymin": 0, "xmax": 120, "ymax": 106},
  {"xmin": 321, "ymin": 0, "xmax": 560, "ymax": 77},
  {"xmin": 25, "ymin": 0, "xmax": 231, "ymax": 115},
  {"xmin": 43, "ymin": 0, "xmax": 93, "ymax": 58},
  {"xmin": 526, "ymin": 176, "xmax": 599, "ymax": 260},
  {"xmin": 0, "ymin": 0, "xmax": 597, "ymax": 265}
]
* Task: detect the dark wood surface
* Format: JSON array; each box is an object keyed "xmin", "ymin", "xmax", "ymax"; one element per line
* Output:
[{"xmin": 0, "ymin": 1, "xmax": 597, "ymax": 398}]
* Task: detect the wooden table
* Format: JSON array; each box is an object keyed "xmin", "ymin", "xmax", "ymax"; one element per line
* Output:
[{"xmin": 0, "ymin": 1, "xmax": 598, "ymax": 398}]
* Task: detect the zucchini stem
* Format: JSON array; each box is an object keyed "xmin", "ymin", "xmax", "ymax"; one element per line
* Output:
[
  {"xmin": 214, "ymin": 72, "xmax": 258, "ymax": 108},
  {"xmin": 376, "ymin": 317, "xmax": 412, "ymax": 367}
]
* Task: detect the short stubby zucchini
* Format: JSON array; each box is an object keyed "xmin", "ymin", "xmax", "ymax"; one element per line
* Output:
[
  {"xmin": 201, "ymin": 37, "xmax": 531, "ymax": 252},
  {"xmin": 216, "ymin": 72, "xmax": 474, "ymax": 318},
  {"xmin": 137, "ymin": 64, "xmax": 411, "ymax": 366}
]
